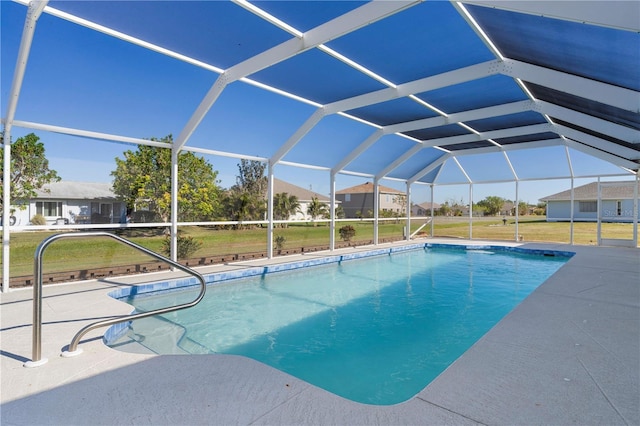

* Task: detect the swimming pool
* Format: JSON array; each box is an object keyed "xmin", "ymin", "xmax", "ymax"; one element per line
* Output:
[{"xmin": 107, "ymin": 244, "xmax": 572, "ymax": 405}]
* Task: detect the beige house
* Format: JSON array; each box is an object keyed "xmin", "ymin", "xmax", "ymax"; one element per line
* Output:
[
  {"xmin": 336, "ymin": 182, "xmax": 405, "ymax": 218},
  {"xmin": 272, "ymin": 178, "xmax": 334, "ymax": 220},
  {"xmin": 411, "ymin": 202, "xmax": 440, "ymax": 217}
]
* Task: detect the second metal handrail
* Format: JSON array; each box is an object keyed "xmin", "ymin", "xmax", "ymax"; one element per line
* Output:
[{"xmin": 24, "ymin": 231, "xmax": 207, "ymax": 367}]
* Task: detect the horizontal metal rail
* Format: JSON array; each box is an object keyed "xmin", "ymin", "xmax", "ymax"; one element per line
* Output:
[{"xmin": 25, "ymin": 231, "xmax": 206, "ymax": 367}]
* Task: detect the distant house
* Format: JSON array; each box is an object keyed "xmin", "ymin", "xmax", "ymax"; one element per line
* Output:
[
  {"xmin": 272, "ymin": 178, "xmax": 335, "ymax": 220},
  {"xmin": 540, "ymin": 181, "xmax": 639, "ymax": 222},
  {"xmin": 9, "ymin": 181, "xmax": 125, "ymax": 226},
  {"xmin": 500, "ymin": 201, "xmax": 516, "ymax": 216},
  {"xmin": 411, "ymin": 202, "xmax": 439, "ymax": 216},
  {"xmin": 336, "ymin": 182, "xmax": 405, "ymax": 218}
]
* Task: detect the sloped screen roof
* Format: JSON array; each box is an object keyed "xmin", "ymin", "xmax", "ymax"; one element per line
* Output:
[{"xmin": 2, "ymin": 0, "xmax": 639, "ymax": 187}]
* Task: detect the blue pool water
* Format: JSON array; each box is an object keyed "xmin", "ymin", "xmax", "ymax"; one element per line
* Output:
[{"xmin": 108, "ymin": 246, "xmax": 571, "ymax": 405}]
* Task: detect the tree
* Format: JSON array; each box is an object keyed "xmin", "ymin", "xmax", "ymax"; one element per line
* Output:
[
  {"xmin": 111, "ymin": 135, "xmax": 222, "ymax": 222},
  {"xmin": 273, "ymin": 192, "xmax": 301, "ymax": 226},
  {"xmin": 438, "ymin": 202, "xmax": 451, "ymax": 216},
  {"xmin": 477, "ymin": 196, "xmax": 506, "ymax": 216},
  {"xmin": 224, "ymin": 160, "xmax": 267, "ymax": 223},
  {"xmin": 307, "ymin": 196, "xmax": 328, "ymax": 224},
  {"xmin": 392, "ymin": 194, "xmax": 407, "ymax": 217},
  {"xmin": 0, "ymin": 133, "xmax": 60, "ymax": 213},
  {"xmin": 518, "ymin": 201, "xmax": 529, "ymax": 216}
]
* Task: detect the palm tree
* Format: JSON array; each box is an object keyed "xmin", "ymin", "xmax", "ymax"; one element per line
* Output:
[
  {"xmin": 273, "ymin": 192, "xmax": 300, "ymax": 227},
  {"xmin": 307, "ymin": 197, "xmax": 328, "ymax": 225}
]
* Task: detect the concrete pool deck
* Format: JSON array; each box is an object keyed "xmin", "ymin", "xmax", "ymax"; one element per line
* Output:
[{"xmin": 1, "ymin": 239, "xmax": 638, "ymax": 425}]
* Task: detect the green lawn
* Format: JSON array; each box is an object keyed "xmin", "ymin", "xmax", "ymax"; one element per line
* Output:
[{"xmin": 4, "ymin": 217, "xmax": 637, "ymax": 278}]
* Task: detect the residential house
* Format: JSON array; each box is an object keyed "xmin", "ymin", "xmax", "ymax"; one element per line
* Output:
[
  {"xmin": 411, "ymin": 202, "xmax": 440, "ymax": 217},
  {"xmin": 8, "ymin": 181, "xmax": 125, "ymax": 226},
  {"xmin": 540, "ymin": 181, "xmax": 639, "ymax": 222},
  {"xmin": 336, "ymin": 182, "xmax": 405, "ymax": 218},
  {"xmin": 272, "ymin": 178, "xmax": 334, "ymax": 220}
]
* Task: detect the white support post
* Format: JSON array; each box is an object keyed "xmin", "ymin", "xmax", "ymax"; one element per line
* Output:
[
  {"xmin": 329, "ymin": 173, "xmax": 336, "ymax": 251},
  {"xmin": 514, "ymin": 181, "xmax": 519, "ymax": 241},
  {"xmin": 468, "ymin": 184, "xmax": 473, "ymax": 240},
  {"xmin": 2, "ymin": 141, "xmax": 11, "ymax": 293},
  {"xmin": 597, "ymin": 177, "xmax": 602, "ymax": 245},
  {"xmin": 373, "ymin": 179, "xmax": 380, "ymax": 245},
  {"xmin": 430, "ymin": 185, "xmax": 435, "ymax": 238},
  {"xmin": 2, "ymin": 0, "xmax": 48, "ymax": 293},
  {"xmin": 170, "ymin": 148, "xmax": 179, "ymax": 263},
  {"xmin": 570, "ymin": 178, "xmax": 575, "ymax": 245},
  {"xmin": 565, "ymin": 146, "xmax": 575, "ymax": 245},
  {"xmin": 405, "ymin": 182, "xmax": 411, "ymax": 241},
  {"xmin": 634, "ymin": 175, "xmax": 639, "ymax": 246},
  {"xmin": 267, "ymin": 165, "xmax": 274, "ymax": 258}
]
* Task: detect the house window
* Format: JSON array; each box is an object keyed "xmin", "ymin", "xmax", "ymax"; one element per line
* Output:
[
  {"xmin": 345, "ymin": 194, "xmax": 351, "ymax": 202},
  {"xmin": 579, "ymin": 201, "xmax": 597, "ymax": 213},
  {"xmin": 36, "ymin": 201, "xmax": 62, "ymax": 217},
  {"xmin": 617, "ymin": 201, "xmax": 622, "ymax": 216}
]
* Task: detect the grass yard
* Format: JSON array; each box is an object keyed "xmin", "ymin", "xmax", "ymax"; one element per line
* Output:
[
  {"xmin": 4, "ymin": 217, "xmax": 637, "ymax": 279},
  {"xmin": 432, "ymin": 216, "xmax": 637, "ymax": 245}
]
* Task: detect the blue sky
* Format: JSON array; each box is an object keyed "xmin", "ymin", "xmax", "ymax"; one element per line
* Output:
[{"xmin": 1, "ymin": 1, "xmax": 634, "ymax": 207}]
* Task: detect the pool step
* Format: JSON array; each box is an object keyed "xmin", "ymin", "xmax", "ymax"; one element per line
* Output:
[{"xmin": 111, "ymin": 315, "xmax": 191, "ymax": 355}]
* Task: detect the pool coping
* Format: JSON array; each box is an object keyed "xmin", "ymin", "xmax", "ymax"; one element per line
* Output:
[
  {"xmin": 1, "ymin": 238, "xmax": 638, "ymax": 425},
  {"xmin": 106, "ymin": 241, "xmax": 576, "ymax": 300}
]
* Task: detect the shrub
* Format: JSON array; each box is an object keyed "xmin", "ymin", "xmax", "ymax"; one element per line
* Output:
[
  {"xmin": 30, "ymin": 214, "xmax": 47, "ymax": 226},
  {"xmin": 339, "ymin": 225, "xmax": 356, "ymax": 242},
  {"xmin": 161, "ymin": 232, "xmax": 202, "ymax": 260},
  {"xmin": 274, "ymin": 234, "xmax": 286, "ymax": 251}
]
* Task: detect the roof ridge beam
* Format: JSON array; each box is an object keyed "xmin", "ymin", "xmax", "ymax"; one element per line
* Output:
[
  {"xmin": 324, "ymin": 60, "xmax": 502, "ymax": 114},
  {"xmin": 534, "ymin": 100, "xmax": 640, "ymax": 144},
  {"xmin": 384, "ymin": 99, "xmax": 533, "ymax": 134},
  {"xmin": 501, "ymin": 59, "xmax": 639, "ymax": 113}
]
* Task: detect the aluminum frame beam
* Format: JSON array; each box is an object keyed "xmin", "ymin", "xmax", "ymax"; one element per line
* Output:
[
  {"xmin": 501, "ymin": 59, "xmax": 639, "ymax": 113},
  {"xmin": 461, "ymin": 1, "xmax": 640, "ymax": 32},
  {"xmin": 535, "ymin": 101, "xmax": 640, "ymax": 144},
  {"xmin": 174, "ymin": 0, "xmax": 419, "ymax": 152},
  {"xmin": 554, "ymin": 124, "xmax": 640, "ymax": 161},
  {"xmin": 562, "ymin": 137, "xmax": 639, "ymax": 171},
  {"xmin": 383, "ymin": 100, "xmax": 533, "ymax": 135},
  {"xmin": 324, "ymin": 60, "xmax": 502, "ymax": 114}
]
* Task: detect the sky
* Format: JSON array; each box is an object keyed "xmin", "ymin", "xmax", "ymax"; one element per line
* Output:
[{"xmin": 1, "ymin": 1, "xmax": 635, "ymax": 207}]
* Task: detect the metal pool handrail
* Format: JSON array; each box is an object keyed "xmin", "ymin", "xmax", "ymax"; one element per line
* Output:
[{"xmin": 24, "ymin": 231, "xmax": 207, "ymax": 367}]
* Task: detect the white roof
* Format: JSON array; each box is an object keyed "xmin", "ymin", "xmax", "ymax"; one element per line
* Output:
[{"xmin": 35, "ymin": 181, "xmax": 116, "ymax": 200}]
